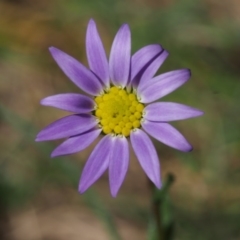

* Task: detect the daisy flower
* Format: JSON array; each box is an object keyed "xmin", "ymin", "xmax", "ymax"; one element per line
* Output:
[{"xmin": 36, "ymin": 19, "xmax": 203, "ymax": 197}]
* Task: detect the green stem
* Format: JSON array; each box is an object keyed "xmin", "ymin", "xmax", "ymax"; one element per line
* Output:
[
  {"xmin": 148, "ymin": 179, "xmax": 165, "ymax": 240},
  {"xmin": 148, "ymin": 173, "xmax": 175, "ymax": 240}
]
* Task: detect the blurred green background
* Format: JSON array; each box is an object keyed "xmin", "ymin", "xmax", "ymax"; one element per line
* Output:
[{"xmin": 0, "ymin": 0, "xmax": 240, "ymax": 239}]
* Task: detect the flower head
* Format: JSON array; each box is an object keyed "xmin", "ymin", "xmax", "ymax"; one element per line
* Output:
[{"xmin": 36, "ymin": 19, "xmax": 203, "ymax": 197}]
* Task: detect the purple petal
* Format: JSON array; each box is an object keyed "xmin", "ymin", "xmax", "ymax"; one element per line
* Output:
[
  {"xmin": 49, "ymin": 47, "xmax": 103, "ymax": 96},
  {"xmin": 35, "ymin": 114, "xmax": 97, "ymax": 141},
  {"xmin": 144, "ymin": 102, "xmax": 204, "ymax": 122},
  {"xmin": 142, "ymin": 120, "xmax": 192, "ymax": 152},
  {"xmin": 138, "ymin": 69, "xmax": 191, "ymax": 103},
  {"xmin": 109, "ymin": 136, "xmax": 129, "ymax": 197},
  {"xmin": 79, "ymin": 135, "xmax": 113, "ymax": 193},
  {"xmin": 130, "ymin": 44, "xmax": 163, "ymax": 87},
  {"xmin": 130, "ymin": 129, "xmax": 161, "ymax": 188},
  {"xmin": 86, "ymin": 19, "xmax": 109, "ymax": 88},
  {"xmin": 41, "ymin": 93, "xmax": 95, "ymax": 113},
  {"xmin": 51, "ymin": 128, "xmax": 101, "ymax": 157},
  {"xmin": 109, "ymin": 24, "xmax": 131, "ymax": 87},
  {"xmin": 138, "ymin": 50, "xmax": 169, "ymax": 89}
]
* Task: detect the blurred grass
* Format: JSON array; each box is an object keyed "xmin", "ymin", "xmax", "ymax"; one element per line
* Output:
[
  {"xmin": 0, "ymin": 104, "xmax": 121, "ymax": 240},
  {"xmin": 0, "ymin": 0, "xmax": 240, "ymax": 239}
]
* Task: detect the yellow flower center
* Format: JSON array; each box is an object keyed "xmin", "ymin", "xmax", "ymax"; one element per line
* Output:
[{"xmin": 94, "ymin": 86, "xmax": 144, "ymax": 137}]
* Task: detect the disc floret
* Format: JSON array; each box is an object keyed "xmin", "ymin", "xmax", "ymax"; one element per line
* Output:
[{"xmin": 94, "ymin": 86, "xmax": 144, "ymax": 137}]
